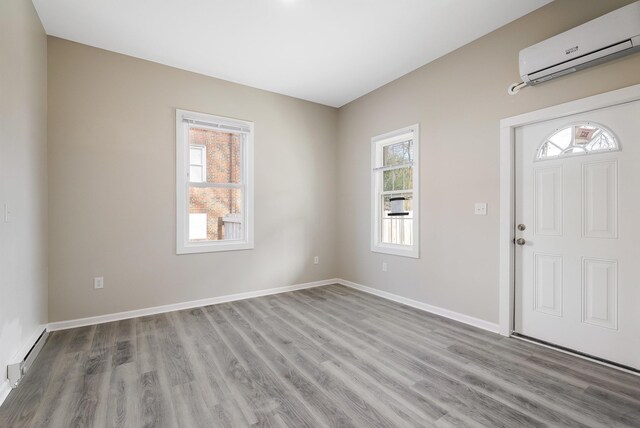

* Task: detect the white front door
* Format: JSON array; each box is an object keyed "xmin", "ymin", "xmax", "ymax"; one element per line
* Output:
[{"xmin": 514, "ymin": 99, "xmax": 640, "ymax": 370}]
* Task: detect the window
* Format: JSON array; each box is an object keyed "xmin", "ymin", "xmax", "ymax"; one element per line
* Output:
[
  {"xmin": 371, "ymin": 124, "xmax": 419, "ymax": 258},
  {"xmin": 176, "ymin": 109, "xmax": 254, "ymax": 254},
  {"xmin": 537, "ymin": 122, "xmax": 619, "ymax": 161}
]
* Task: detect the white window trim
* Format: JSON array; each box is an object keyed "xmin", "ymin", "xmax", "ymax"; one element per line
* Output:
[
  {"xmin": 371, "ymin": 124, "xmax": 420, "ymax": 258},
  {"xmin": 176, "ymin": 109, "xmax": 254, "ymax": 254}
]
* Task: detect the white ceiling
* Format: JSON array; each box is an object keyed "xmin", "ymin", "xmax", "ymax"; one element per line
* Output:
[{"xmin": 33, "ymin": 0, "xmax": 552, "ymax": 107}]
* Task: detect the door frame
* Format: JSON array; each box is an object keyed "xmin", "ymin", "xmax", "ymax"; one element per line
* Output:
[{"xmin": 498, "ymin": 83, "xmax": 640, "ymax": 337}]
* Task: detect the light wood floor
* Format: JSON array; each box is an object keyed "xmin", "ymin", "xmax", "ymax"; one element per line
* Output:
[{"xmin": 1, "ymin": 284, "xmax": 639, "ymax": 427}]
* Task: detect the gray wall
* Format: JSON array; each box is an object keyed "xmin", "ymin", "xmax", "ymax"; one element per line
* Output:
[
  {"xmin": 0, "ymin": 0, "xmax": 48, "ymax": 387},
  {"xmin": 336, "ymin": 0, "xmax": 640, "ymax": 324},
  {"xmin": 47, "ymin": 38, "xmax": 338, "ymax": 322}
]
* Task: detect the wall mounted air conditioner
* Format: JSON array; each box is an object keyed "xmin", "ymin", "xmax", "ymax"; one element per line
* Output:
[{"xmin": 519, "ymin": 1, "xmax": 640, "ymax": 86}]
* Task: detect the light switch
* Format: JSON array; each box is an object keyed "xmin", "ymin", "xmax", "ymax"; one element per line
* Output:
[{"xmin": 474, "ymin": 202, "xmax": 488, "ymax": 216}]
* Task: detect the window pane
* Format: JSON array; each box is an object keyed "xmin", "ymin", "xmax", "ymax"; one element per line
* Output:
[
  {"xmin": 539, "ymin": 142, "xmax": 561, "ymax": 158},
  {"xmin": 403, "ymin": 167, "xmax": 413, "ymax": 190},
  {"xmin": 381, "ymin": 167, "xmax": 412, "ymax": 192},
  {"xmin": 190, "ymin": 147, "xmax": 203, "ymax": 165},
  {"xmin": 586, "ymin": 130, "xmax": 615, "ymax": 151},
  {"xmin": 380, "ymin": 192, "xmax": 413, "ymax": 246},
  {"xmin": 189, "ymin": 186, "xmax": 243, "ymax": 241},
  {"xmin": 382, "ymin": 193, "xmax": 412, "ymax": 213},
  {"xmin": 549, "ymin": 127, "xmax": 572, "ymax": 150},
  {"xmin": 188, "ymin": 213, "xmax": 207, "ymax": 240},
  {"xmin": 393, "ymin": 166, "xmax": 412, "ymax": 191},
  {"xmin": 383, "ymin": 140, "xmax": 412, "ymax": 167},
  {"xmin": 189, "ymin": 127, "xmax": 241, "ymax": 184},
  {"xmin": 190, "ymin": 166, "xmax": 203, "ymax": 182},
  {"xmin": 383, "ymin": 170, "xmax": 394, "ymax": 191}
]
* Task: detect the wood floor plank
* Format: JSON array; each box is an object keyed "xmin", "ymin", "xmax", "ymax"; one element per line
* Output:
[
  {"xmin": 268, "ymin": 295, "xmax": 447, "ymax": 424},
  {"xmin": 112, "ymin": 340, "xmax": 134, "ymax": 368},
  {"xmin": 175, "ymin": 308, "xmax": 256, "ymax": 426},
  {"xmin": 321, "ymin": 359, "xmax": 436, "ymax": 428},
  {"xmin": 198, "ymin": 306, "xmax": 283, "ymax": 426},
  {"xmin": 139, "ymin": 370, "xmax": 175, "ymax": 428},
  {"xmin": 448, "ymin": 343, "xmax": 640, "ymax": 427},
  {"xmin": 526, "ymin": 353, "xmax": 640, "ymax": 402},
  {"xmin": 218, "ymin": 302, "xmax": 357, "ymax": 427},
  {"xmin": 207, "ymin": 304, "xmax": 322, "ymax": 427},
  {"xmin": 135, "ymin": 320, "xmax": 180, "ymax": 427},
  {"xmin": 435, "ymin": 411, "xmax": 487, "ymax": 428},
  {"xmin": 287, "ymin": 289, "xmax": 582, "ymax": 427},
  {"xmin": 134, "ymin": 325, "xmax": 161, "ymax": 375},
  {"xmin": 91, "ymin": 322, "xmax": 118, "ymax": 352},
  {"xmin": 64, "ymin": 370, "xmax": 111, "ymax": 428},
  {"xmin": 525, "ymin": 344, "xmax": 640, "ymax": 389},
  {"xmin": 233, "ymin": 300, "xmax": 407, "ymax": 428},
  {"xmin": 171, "ymin": 381, "xmax": 216, "ymax": 428},
  {"xmin": 241, "ymin": 300, "xmax": 334, "ymax": 364},
  {"xmin": 66, "ymin": 325, "xmax": 97, "ymax": 354},
  {"xmin": 367, "ymin": 324, "xmax": 587, "ymax": 428},
  {"xmin": 29, "ymin": 350, "xmax": 88, "ymax": 428},
  {"xmin": 106, "ymin": 362, "xmax": 139, "ymax": 428},
  {"xmin": 291, "ymin": 291, "xmax": 569, "ymax": 426},
  {"xmin": 2, "ymin": 284, "xmax": 639, "ymax": 428},
  {"xmin": 155, "ymin": 313, "xmax": 195, "ymax": 387}
]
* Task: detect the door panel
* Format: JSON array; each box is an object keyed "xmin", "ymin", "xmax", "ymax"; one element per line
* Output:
[
  {"xmin": 534, "ymin": 166, "xmax": 563, "ymax": 236},
  {"xmin": 582, "ymin": 160, "xmax": 618, "ymax": 239},
  {"xmin": 514, "ymin": 100, "xmax": 640, "ymax": 370},
  {"xmin": 533, "ymin": 253, "xmax": 563, "ymax": 317}
]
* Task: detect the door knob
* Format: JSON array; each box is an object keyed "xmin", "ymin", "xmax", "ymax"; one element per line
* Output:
[{"xmin": 516, "ymin": 238, "xmax": 526, "ymax": 246}]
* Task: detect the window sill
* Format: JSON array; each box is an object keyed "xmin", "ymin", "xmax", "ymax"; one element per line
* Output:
[
  {"xmin": 371, "ymin": 244, "xmax": 419, "ymax": 259},
  {"xmin": 177, "ymin": 241, "xmax": 254, "ymax": 254}
]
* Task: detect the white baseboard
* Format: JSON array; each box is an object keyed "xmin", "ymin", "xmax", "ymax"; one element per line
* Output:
[
  {"xmin": 47, "ymin": 279, "xmax": 339, "ymax": 331},
  {"xmin": 47, "ymin": 277, "xmax": 499, "ymax": 335},
  {"xmin": 337, "ymin": 279, "xmax": 500, "ymax": 334}
]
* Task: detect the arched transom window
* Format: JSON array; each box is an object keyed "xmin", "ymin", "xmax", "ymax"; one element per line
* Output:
[{"xmin": 536, "ymin": 123, "xmax": 619, "ymax": 161}]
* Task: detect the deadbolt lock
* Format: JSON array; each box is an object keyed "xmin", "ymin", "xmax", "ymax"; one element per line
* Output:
[{"xmin": 517, "ymin": 224, "xmax": 526, "ymax": 231}]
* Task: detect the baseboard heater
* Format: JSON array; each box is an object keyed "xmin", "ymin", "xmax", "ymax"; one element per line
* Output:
[{"xmin": 7, "ymin": 329, "xmax": 49, "ymax": 388}]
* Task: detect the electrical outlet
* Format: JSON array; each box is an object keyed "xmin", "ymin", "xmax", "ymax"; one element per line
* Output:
[
  {"xmin": 474, "ymin": 202, "xmax": 488, "ymax": 216},
  {"xmin": 94, "ymin": 277, "xmax": 104, "ymax": 289},
  {"xmin": 382, "ymin": 262, "xmax": 388, "ymax": 272},
  {"xmin": 313, "ymin": 256, "xmax": 319, "ymax": 265}
]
